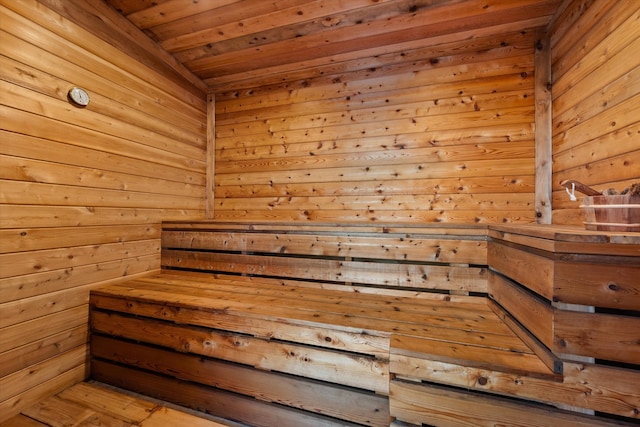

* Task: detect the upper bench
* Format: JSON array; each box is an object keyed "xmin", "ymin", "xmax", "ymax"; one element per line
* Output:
[{"xmin": 161, "ymin": 221, "xmax": 489, "ymax": 297}]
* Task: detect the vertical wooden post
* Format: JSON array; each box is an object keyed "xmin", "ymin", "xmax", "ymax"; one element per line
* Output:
[
  {"xmin": 206, "ymin": 93, "xmax": 215, "ymax": 219},
  {"xmin": 535, "ymin": 34, "xmax": 552, "ymax": 224}
]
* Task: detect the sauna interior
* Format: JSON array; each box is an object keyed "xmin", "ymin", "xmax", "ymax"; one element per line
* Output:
[{"xmin": 1, "ymin": 0, "xmax": 639, "ymax": 426}]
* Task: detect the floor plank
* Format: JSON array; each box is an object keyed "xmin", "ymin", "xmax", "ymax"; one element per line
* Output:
[{"xmin": 0, "ymin": 382, "xmax": 236, "ymax": 427}]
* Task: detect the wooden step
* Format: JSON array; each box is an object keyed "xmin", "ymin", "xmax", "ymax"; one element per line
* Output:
[{"xmin": 390, "ymin": 380, "xmax": 637, "ymax": 427}]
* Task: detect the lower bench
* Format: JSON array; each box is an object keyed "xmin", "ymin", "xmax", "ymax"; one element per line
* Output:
[{"xmin": 88, "ymin": 271, "xmax": 633, "ymax": 427}]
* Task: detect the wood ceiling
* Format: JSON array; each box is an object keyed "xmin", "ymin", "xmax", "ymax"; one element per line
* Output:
[{"xmin": 103, "ymin": 0, "xmax": 562, "ymax": 92}]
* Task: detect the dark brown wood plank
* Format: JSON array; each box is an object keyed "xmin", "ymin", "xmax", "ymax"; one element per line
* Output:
[
  {"xmin": 91, "ymin": 360, "xmax": 365, "ymax": 427},
  {"xmin": 91, "ymin": 335, "xmax": 389, "ymax": 426}
]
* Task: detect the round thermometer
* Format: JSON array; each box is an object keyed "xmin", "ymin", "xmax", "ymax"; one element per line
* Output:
[{"xmin": 68, "ymin": 86, "xmax": 90, "ymax": 107}]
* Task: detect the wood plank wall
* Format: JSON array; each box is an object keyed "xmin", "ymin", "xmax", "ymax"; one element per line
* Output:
[
  {"xmin": 0, "ymin": 0, "xmax": 207, "ymax": 420},
  {"xmin": 213, "ymin": 29, "xmax": 540, "ymax": 223},
  {"xmin": 550, "ymin": 0, "xmax": 640, "ymax": 225}
]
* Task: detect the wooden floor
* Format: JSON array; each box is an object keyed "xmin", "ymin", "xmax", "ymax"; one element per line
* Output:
[{"xmin": 0, "ymin": 382, "xmax": 239, "ymax": 427}]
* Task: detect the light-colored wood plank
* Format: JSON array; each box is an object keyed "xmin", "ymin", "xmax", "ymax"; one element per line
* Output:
[
  {"xmin": 390, "ymin": 334, "xmax": 553, "ymax": 379},
  {"xmin": 0, "ymin": 224, "xmax": 160, "ymax": 254},
  {"xmin": 488, "ymin": 240, "xmax": 554, "ymax": 300},
  {"xmin": 91, "ymin": 310, "xmax": 389, "ymax": 394},
  {"xmin": 0, "ymin": 345, "xmax": 88, "ymax": 402},
  {"xmin": 553, "ymin": 260, "xmax": 640, "ymax": 310},
  {"xmin": 206, "ymin": 93, "xmax": 215, "ymax": 218},
  {"xmin": 390, "ymin": 380, "xmax": 633, "ymax": 427},
  {"xmin": 160, "ymin": 250, "xmax": 487, "ymax": 292},
  {"xmin": 0, "ymin": 256, "xmax": 159, "ymax": 303},
  {"xmin": 0, "ymin": 240, "xmax": 159, "ymax": 280},
  {"xmin": 554, "ymin": 310, "xmax": 640, "ymax": 364},
  {"xmin": 56, "ymin": 382, "xmax": 156, "ymax": 423},
  {"xmin": 535, "ymin": 33, "xmax": 552, "ymax": 223},
  {"xmin": 21, "ymin": 395, "xmax": 129, "ymax": 427},
  {"xmin": 141, "ymin": 407, "xmax": 228, "ymax": 427},
  {"xmin": 0, "ymin": 306, "xmax": 88, "ymax": 353},
  {"xmin": 488, "ymin": 271, "xmax": 554, "ymax": 347},
  {"xmin": 390, "ymin": 355, "xmax": 640, "ymax": 419},
  {"xmin": 0, "ymin": 366, "xmax": 87, "ymax": 424},
  {"xmin": 161, "ymin": 229, "xmax": 487, "ymax": 264},
  {"xmin": 0, "ymin": 326, "xmax": 88, "ymax": 377}
]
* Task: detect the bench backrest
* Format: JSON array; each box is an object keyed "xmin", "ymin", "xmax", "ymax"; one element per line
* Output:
[{"xmin": 161, "ymin": 222, "xmax": 488, "ymax": 296}]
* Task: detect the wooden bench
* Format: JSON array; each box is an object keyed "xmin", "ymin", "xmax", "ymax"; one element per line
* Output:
[{"xmin": 89, "ymin": 222, "xmax": 640, "ymax": 427}]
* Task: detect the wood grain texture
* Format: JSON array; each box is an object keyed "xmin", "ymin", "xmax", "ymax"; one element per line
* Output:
[
  {"xmin": 390, "ymin": 356, "xmax": 640, "ymax": 420},
  {"xmin": 0, "ymin": 0, "xmax": 205, "ymax": 421},
  {"xmin": 550, "ymin": 0, "xmax": 640, "ymax": 225},
  {"xmin": 1, "ymin": 382, "xmax": 228, "ymax": 427},
  {"xmin": 211, "ymin": 29, "xmax": 539, "ymax": 224},
  {"xmin": 390, "ymin": 380, "xmax": 635, "ymax": 427}
]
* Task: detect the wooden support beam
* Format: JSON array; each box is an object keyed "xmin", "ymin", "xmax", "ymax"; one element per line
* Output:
[
  {"xmin": 206, "ymin": 93, "xmax": 215, "ymax": 218},
  {"xmin": 535, "ymin": 34, "xmax": 553, "ymax": 223}
]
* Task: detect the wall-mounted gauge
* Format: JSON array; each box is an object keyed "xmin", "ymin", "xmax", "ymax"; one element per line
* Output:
[{"xmin": 68, "ymin": 86, "xmax": 90, "ymax": 107}]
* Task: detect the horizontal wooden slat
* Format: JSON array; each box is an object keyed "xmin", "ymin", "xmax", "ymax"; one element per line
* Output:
[
  {"xmin": 0, "ymin": 365, "xmax": 87, "ymax": 424},
  {"xmin": 0, "ymin": 155, "xmax": 202, "ymax": 201},
  {"xmin": 0, "ymin": 326, "xmax": 88, "ymax": 378},
  {"xmin": 390, "ymin": 380, "xmax": 634, "ymax": 427},
  {"xmin": 162, "ymin": 221, "xmax": 489, "ymax": 235},
  {"xmin": 553, "ymin": 260, "xmax": 640, "ymax": 310},
  {"xmin": 0, "ymin": 180, "xmax": 203, "ymax": 210},
  {"xmin": 162, "ymin": 250, "xmax": 487, "ymax": 293},
  {"xmin": 215, "ymin": 72, "xmax": 534, "ymax": 117},
  {"xmin": 92, "ymin": 335, "xmax": 389, "ymax": 427},
  {"xmin": 0, "ymin": 256, "xmax": 159, "ymax": 303},
  {"xmin": 0, "ymin": 54, "xmax": 205, "ymax": 148},
  {"xmin": 553, "ymin": 310, "xmax": 640, "ymax": 364},
  {"xmin": 91, "ymin": 360, "xmax": 363, "ymax": 427},
  {"xmin": 55, "ymin": 382, "xmax": 156, "ymax": 424},
  {"xmin": 488, "ymin": 270, "xmax": 554, "ymax": 348},
  {"xmin": 214, "ymin": 193, "xmax": 534, "ymax": 213},
  {"xmin": 390, "ymin": 356, "xmax": 640, "ymax": 419},
  {"xmin": 162, "ymin": 229, "xmax": 487, "ymax": 264},
  {"xmin": 0, "ymin": 82, "xmax": 205, "ymax": 166},
  {"xmin": 390, "ymin": 334, "xmax": 553, "ymax": 380},
  {"xmin": 0, "ymin": 224, "xmax": 160, "ymax": 254},
  {"xmin": 0, "ymin": 240, "xmax": 159, "ymax": 279},
  {"xmin": 0, "ymin": 205, "xmax": 204, "ymax": 228},
  {"xmin": 1, "ymin": 285, "xmax": 93, "ymax": 328},
  {"xmin": 91, "ymin": 296, "xmax": 390, "ymax": 358},
  {"xmin": 0, "ymin": 306, "xmax": 88, "ymax": 354},
  {"xmin": 215, "ymin": 175, "xmax": 535, "ymax": 199},
  {"xmin": 488, "ymin": 240, "xmax": 554, "ymax": 300},
  {"xmin": 0, "ymin": 131, "xmax": 205, "ymax": 192},
  {"xmin": 0, "ymin": 345, "xmax": 88, "ymax": 402},
  {"xmin": 1, "ymin": 1, "xmax": 206, "ymax": 105},
  {"xmin": 90, "ymin": 310, "xmax": 389, "ymax": 394}
]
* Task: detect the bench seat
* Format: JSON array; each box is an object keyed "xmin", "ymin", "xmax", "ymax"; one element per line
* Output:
[
  {"xmin": 90, "ymin": 271, "xmax": 560, "ymax": 426},
  {"xmin": 89, "ymin": 221, "xmax": 639, "ymax": 426}
]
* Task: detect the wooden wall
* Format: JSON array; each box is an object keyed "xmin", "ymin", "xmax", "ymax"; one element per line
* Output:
[
  {"xmin": 550, "ymin": 0, "xmax": 640, "ymax": 225},
  {"xmin": 213, "ymin": 29, "xmax": 540, "ymax": 223},
  {"xmin": 0, "ymin": 0, "xmax": 207, "ymax": 420}
]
